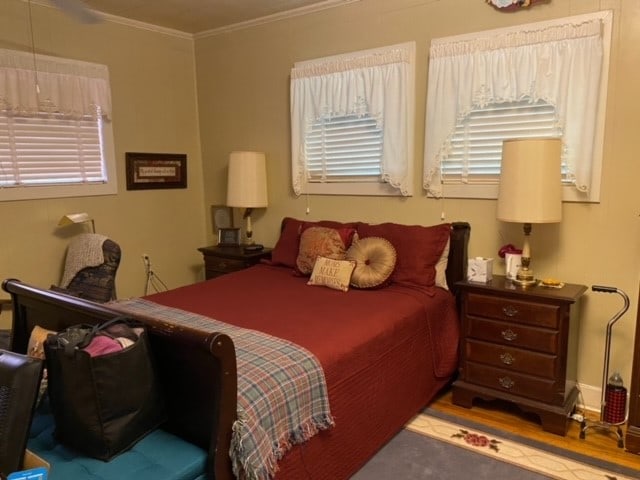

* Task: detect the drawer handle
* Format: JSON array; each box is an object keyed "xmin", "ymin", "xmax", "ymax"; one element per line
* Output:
[
  {"xmin": 501, "ymin": 329, "xmax": 518, "ymax": 341},
  {"xmin": 502, "ymin": 305, "xmax": 519, "ymax": 317},
  {"xmin": 499, "ymin": 352, "xmax": 515, "ymax": 365},
  {"xmin": 218, "ymin": 261, "xmax": 227, "ymax": 269},
  {"xmin": 498, "ymin": 376, "xmax": 515, "ymax": 389}
]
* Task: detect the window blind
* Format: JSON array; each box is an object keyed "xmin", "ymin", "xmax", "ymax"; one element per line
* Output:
[
  {"xmin": 0, "ymin": 112, "xmax": 105, "ymax": 187},
  {"xmin": 304, "ymin": 113, "xmax": 383, "ymax": 182},
  {"xmin": 442, "ymin": 99, "xmax": 568, "ymax": 184}
]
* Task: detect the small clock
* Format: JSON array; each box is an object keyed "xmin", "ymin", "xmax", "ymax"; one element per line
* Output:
[{"xmin": 218, "ymin": 228, "xmax": 241, "ymax": 247}]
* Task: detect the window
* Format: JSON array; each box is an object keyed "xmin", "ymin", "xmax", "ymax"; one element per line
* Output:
[
  {"xmin": 0, "ymin": 49, "xmax": 116, "ymax": 201},
  {"xmin": 305, "ymin": 113, "xmax": 382, "ymax": 182},
  {"xmin": 291, "ymin": 42, "xmax": 415, "ymax": 196},
  {"xmin": 443, "ymin": 99, "xmax": 568, "ymax": 183},
  {"xmin": 423, "ymin": 11, "xmax": 612, "ymax": 202}
]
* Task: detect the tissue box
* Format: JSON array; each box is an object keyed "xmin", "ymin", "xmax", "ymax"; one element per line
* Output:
[{"xmin": 467, "ymin": 257, "xmax": 493, "ymax": 283}]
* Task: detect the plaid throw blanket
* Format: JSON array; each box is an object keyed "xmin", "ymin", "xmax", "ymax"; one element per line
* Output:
[{"xmin": 110, "ymin": 298, "xmax": 334, "ymax": 480}]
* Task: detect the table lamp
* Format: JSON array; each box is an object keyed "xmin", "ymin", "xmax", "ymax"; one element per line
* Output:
[
  {"xmin": 226, "ymin": 151, "xmax": 268, "ymax": 250},
  {"xmin": 496, "ymin": 138, "xmax": 562, "ymax": 286}
]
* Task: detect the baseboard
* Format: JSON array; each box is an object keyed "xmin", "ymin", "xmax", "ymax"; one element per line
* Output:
[{"xmin": 577, "ymin": 382, "xmax": 605, "ymax": 415}]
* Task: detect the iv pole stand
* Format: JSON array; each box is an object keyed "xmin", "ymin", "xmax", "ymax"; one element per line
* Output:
[{"xmin": 580, "ymin": 285, "xmax": 630, "ymax": 448}]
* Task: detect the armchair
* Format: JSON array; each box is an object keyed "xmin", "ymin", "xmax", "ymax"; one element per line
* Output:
[{"xmin": 55, "ymin": 233, "xmax": 121, "ymax": 303}]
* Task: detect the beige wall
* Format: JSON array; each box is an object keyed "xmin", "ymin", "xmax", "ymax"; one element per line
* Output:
[
  {"xmin": 0, "ymin": 0, "xmax": 206, "ymax": 299},
  {"xmin": 0, "ymin": 0, "xmax": 638, "ymax": 407},
  {"xmin": 194, "ymin": 0, "xmax": 640, "ymax": 403}
]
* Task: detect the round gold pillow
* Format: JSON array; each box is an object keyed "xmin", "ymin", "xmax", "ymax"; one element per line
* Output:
[{"xmin": 346, "ymin": 237, "xmax": 397, "ymax": 289}]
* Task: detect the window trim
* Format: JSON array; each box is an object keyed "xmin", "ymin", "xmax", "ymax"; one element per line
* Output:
[
  {"xmin": 291, "ymin": 41, "xmax": 415, "ymax": 197},
  {"xmin": 423, "ymin": 10, "xmax": 612, "ymax": 203},
  {"xmin": 0, "ymin": 120, "xmax": 117, "ymax": 201},
  {"xmin": 0, "ymin": 49, "xmax": 117, "ymax": 202}
]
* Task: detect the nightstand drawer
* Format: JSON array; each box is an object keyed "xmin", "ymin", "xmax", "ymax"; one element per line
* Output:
[
  {"xmin": 207, "ymin": 257, "xmax": 247, "ymax": 273},
  {"xmin": 198, "ymin": 246, "xmax": 273, "ymax": 280},
  {"xmin": 467, "ymin": 317, "xmax": 559, "ymax": 354},
  {"xmin": 467, "ymin": 292, "xmax": 560, "ymax": 328},
  {"xmin": 466, "ymin": 362, "xmax": 557, "ymax": 403},
  {"xmin": 465, "ymin": 339, "xmax": 557, "ymax": 379}
]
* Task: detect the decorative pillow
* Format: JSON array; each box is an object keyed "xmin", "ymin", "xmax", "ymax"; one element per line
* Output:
[
  {"xmin": 269, "ymin": 217, "xmax": 360, "ymax": 269},
  {"xmin": 435, "ymin": 238, "xmax": 451, "ymax": 290},
  {"xmin": 307, "ymin": 256, "xmax": 356, "ymax": 292},
  {"xmin": 356, "ymin": 222, "xmax": 451, "ymax": 288},
  {"xmin": 28, "ymin": 325, "xmax": 56, "ymax": 359},
  {"xmin": 346, "ymin": 237, "xmax": 397, "ymax": 289},
  {"xmin": 296, "ymin": 226, "xmax": 356, "ymax": 275},
  {"xmin": 28, "ymin": 325, "xmax": 57, "ymax": 407}
]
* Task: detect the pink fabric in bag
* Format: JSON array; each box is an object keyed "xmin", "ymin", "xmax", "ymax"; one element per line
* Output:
[{"xmin": 83, "ymin": 335, "xmax": 123, "ymax": 357}]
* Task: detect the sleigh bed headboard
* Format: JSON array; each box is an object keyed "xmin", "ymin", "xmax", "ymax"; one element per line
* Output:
[{"xmin": 445, "ymin": 221, "xmax": 471, "ymax": 295}]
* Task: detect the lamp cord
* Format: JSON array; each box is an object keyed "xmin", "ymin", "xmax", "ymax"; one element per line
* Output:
[{"xmin": 142, "ymin": 255, "xmax": 168, "ymax": 295}]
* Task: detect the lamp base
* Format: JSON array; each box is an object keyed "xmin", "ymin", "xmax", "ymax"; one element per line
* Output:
[
  {"xmin": 511, "ymin": 277, "xmax": 538, "ymax": 287},
  {"xmin": 243, "ymin": 244, "xmax": 264, "ymax": 252},
  {"xmin": 512, "ymin": 265, "xmax": 537, "ymax": 287}
]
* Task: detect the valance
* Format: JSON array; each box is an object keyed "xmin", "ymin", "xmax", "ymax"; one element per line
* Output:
[
  {"xmin": 0, "ymin": 48, "xmax": 112, "ymax": 120},
  {"xmin": 423, "ymin": 15, "xmax": 605, "ymax": 197},
  {"xmin": 291, "ymin": 44, "xmax": 412, "ymax": 196}
]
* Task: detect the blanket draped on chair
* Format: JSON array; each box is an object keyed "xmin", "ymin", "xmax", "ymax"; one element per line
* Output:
[
  {"xmin": 109, "ymin": 298, "xmax": 334, "ymax": 480},
  {"xmin": 60, "ymin": 233, "xmax": 108, "ymax": 288}
]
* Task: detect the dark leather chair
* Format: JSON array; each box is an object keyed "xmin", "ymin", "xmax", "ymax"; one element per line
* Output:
[
  {"xmin": 54, "ymin": 234, "xmax": 121, "ymax": 303},
  {"xmin": 0, "ymin": 349, "xmax": 43, "ymax": 476}
]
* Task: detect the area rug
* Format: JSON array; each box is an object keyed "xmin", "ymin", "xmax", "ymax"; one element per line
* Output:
[
  {"xmin": 352, "ymin": 407, "xmax": 640, "ymax": 480},
  {"xmin": 401, "ymin": 408, "xmax": 640, "ymax": 480}
]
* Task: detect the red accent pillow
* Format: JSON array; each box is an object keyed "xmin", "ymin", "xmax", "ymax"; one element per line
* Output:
[
  {"xmin": 296, "ymin": 226, "xmax": 357, "ymax": 275},
  {"xmin": 269, "ymin": 217, "xmax": 359, "ymax": 269},
  {"xmin": 356, "ymin": 222, "xmax": 451, "ymax": 287}
]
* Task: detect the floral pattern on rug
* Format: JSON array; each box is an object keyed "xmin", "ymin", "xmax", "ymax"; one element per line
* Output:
[
  {"xmin": 405, "ymin": 412, "xmax": 638, "ymax": 480},
  {"xmin": 452, "ymin": 429, "xmax": 501, "ymax": 452}
]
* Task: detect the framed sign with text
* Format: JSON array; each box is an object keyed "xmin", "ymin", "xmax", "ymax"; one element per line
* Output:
[{"xmin": 125, "ymin": 152, "xmax": 187, "ymax": 190}]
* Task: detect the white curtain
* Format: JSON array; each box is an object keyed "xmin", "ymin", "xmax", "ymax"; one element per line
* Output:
[
  {"xmin": 423, "ymin": 16, "xmax": 604, "ymax": 197},
  {"xmin": 0, "ymin": 48, "xmax": 112, "ymax": 120},
  {"xmin": 291, "ymin": 46, "xmax": 411, "ymax": 196}
]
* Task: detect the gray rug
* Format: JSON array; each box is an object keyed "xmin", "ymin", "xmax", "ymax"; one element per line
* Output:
[{"xmin": 352, "ymin": 428, "xmax": 550, "ymax": 479}]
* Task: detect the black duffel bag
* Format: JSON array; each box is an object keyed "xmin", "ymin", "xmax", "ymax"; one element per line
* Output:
[{"xmin": 43, "ymin": 317, "xmax": 166, "ymax": 461}]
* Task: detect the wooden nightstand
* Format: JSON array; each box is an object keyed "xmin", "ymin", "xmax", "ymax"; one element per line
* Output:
[
  {"xmin": 453, "ymin": 275, "xmax": 587, "ymax": 436},
  {"xmin": 198, "ymin": 245, "xmax": 272, "ymax": 280}
]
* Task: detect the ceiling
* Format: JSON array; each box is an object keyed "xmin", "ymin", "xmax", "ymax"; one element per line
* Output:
[{"xmin": 47, "ymin": 0, "xmax": 356, "ymax": 35}]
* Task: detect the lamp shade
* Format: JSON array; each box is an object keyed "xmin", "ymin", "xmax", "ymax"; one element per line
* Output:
[
  {"xmin": 58, "ymin": 212, "xmax": 92, "ymax": 227},
  {"xmin": 226, "ymin": 151, "xmax": 268, "ymax": 208},
  {"xmin": 497, "ymin": 138, "xmax": 562, "ymax": 224}
]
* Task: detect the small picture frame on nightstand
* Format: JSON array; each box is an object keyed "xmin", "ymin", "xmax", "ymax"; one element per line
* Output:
[
  {"xmin": 218, "ymin": 228, "xmax": 241, "ymax": 246},
  {"xmin": 211, "ymin": 205, "xmax": 233, "ymax": 234}
]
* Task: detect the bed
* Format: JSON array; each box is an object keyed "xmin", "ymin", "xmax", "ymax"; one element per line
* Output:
[{"xmin": 3, "ymin": 219, "xmax": 470, "ymax": 480}]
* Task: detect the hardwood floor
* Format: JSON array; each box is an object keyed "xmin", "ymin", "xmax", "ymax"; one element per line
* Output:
[{"xmin": 429, "ymin": 387, "xmax": 640, "ymax": 471}]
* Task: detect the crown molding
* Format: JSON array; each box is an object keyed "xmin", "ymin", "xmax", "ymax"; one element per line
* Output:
[
  {"xmin": 194, "ymin": 0, "xmax": 361, "ymax": 39},
  {"xmin": 25, "ymin": 0, "xmax": 193, "ymax": 39},
  {"xmin": 25, "ymin": 0, "xmax": 361, "ymax": 40}
]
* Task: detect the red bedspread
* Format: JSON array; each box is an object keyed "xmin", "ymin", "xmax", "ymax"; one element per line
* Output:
[{"xmin": 146, "ymin": 263, "xmax": 460, "ymax": 479}]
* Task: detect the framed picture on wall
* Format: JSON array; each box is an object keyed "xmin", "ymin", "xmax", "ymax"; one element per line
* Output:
[{"xmin": 125, "ymin": 152, "xmax": 187, "ymax": 190}]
